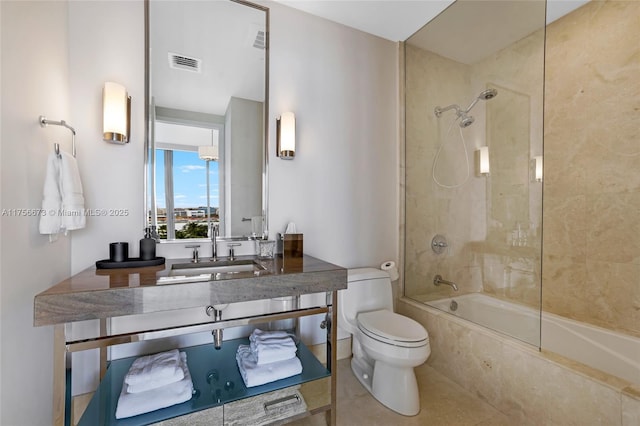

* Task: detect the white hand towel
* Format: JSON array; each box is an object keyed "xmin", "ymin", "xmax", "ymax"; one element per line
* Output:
[
  {"xmin": 116, "ymin": 352, "xmax": 193, "ymax": 419},
  {"xmin": 249, "ymin": 329, "xmax": 291, "ymax": 342},
  {"xmin": 39, "ymin": 152, "xmax": 63, "ymax": 236},
  {"xmin": 126, "ymin": 366, "xmax": 185, "ymax": 394},
  {"xmin": 250, "ymin": 338, "xmax": 297, "ymax": 365},
  {"xmin": 124, "ymin": 349, "xmax": 183, "ymax": 387},
  {"xmin": 59, "ymin": 151, "xmax": 85, "ymax": 231},
  {"xmin": 236, "ymin": 344, "xmax": 302, "ymax": 388}
]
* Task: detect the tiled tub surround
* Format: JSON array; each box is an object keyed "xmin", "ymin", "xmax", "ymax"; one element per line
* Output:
[
  {"xmin": 427, "ymin": 293, "xmax": 640, "ymax": 387},
  {"xmin": 398, "ymin": 298, "xmax": 640, "ymax": 425}
]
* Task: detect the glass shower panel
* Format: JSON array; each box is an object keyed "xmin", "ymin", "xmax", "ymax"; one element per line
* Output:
[{"xmin": 403, "ymin": 0, "xmax": 546, "ymax": 347}]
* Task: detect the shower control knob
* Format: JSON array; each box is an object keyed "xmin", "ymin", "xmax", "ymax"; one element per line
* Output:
[
  {"xmin": 320, "ymin": 320, "xmax": 327, "ymax": 329},
  {"xmin": 431, "ymin": 234, "xmax": 448, "ymax": 254}
]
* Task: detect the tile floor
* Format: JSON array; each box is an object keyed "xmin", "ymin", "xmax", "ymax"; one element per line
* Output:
[{"xmin": 292, "ymin": 358, "xmax": 515, "ymax": 426}]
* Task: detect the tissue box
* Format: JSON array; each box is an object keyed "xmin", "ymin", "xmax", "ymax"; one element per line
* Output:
[{"xmin": 283, "ymin": 234, "xmax": 303, "ymax": 258}]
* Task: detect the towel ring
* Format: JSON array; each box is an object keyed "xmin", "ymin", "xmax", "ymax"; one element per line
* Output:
[{"xmin": 39, "ymin": 115, "xmax": 76, "ymax": 157}]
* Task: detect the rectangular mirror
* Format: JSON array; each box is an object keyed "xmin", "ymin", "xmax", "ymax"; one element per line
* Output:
[{"xmin": 145, "ymin": 0, "xmax": 269, "ymax": 241}]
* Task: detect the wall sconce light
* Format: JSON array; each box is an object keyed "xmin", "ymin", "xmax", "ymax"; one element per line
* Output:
[
  {"xmin": 532, "ymin": 155, "xmax": 543, "ymax": 182},
  {"xmin": 103, "ymin": 82, "xmax": 131, "ymax": 144},
  {"xmin": 475, "ymin": 146, "xmax": 490, "ymax": 176},
  {"xmin": 276, "ymin": 112, "xmax": 295, "ymax": 159}
]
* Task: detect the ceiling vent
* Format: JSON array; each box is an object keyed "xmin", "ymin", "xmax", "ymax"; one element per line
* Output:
[
  {"xmin": 168, "ymin": 52, "xmax": 202, "ymax": 73},
  {"xmin": 246, "ymin": 23, "xmax": 266, "ymax": 50},
  {"xmin": 253, "ymin": 30, "xmax": 266, "ymax": 50}
]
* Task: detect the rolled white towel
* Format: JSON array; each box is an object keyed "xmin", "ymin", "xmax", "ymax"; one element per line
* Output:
[
  {"xmin": 123, "ymin": 349, "xmax": 183, "ymax": 388},
  {"xmin": 236, "ymin": 344, "xmax": 302, "ymax": 388},
  {"xmin": 116, "ymin": 352, "xmax": 193, "ymax": 419}
]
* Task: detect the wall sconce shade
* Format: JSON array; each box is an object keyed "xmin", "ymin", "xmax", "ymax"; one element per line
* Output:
[
  {"xmin": 276, "ymin": 112, "xmax": 295, "ymax": 159},
  {"xmin": 198, "ymin": 145, "xmax": 219, "ymax": 161},
  {"xmin": 103, "ymin": 82, "xmax": 131, "ymax": 144},
  {"xmin": 533, "ymin": 155, "xmax": 543, "ymax": 182},
  {"xmin": 475, "ymin": 146, "xmax": 490, "ymax": 176}
]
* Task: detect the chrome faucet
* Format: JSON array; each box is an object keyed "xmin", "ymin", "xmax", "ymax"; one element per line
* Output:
[
  {"xmin": 210, "ymin": 223, "xmax": 219, "ymax": 261},
  {"xmin": 434, "ymin": 274, "xmax": 459, "ymax": 291},
  {"xmin": 227, "ymin": 243, "xmax": 241, "ymax": 261},
  {"xmin": 186, "ymin": 244, "xmax": 200, "ymax": 263}
]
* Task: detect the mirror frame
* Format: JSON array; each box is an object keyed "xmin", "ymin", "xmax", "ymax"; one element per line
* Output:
[{"xmin": 143, "ymin": 0, "xmax": 270, "ymax": 242}]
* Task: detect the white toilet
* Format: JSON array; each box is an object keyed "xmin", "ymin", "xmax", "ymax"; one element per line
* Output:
[{"xmin": 338, "ymin": 268, "xmax": 430, "ymax": 416}]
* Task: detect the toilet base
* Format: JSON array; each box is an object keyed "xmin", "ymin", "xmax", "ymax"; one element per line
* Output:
[{"xmin": 350, "ymin": 356, "xmax": 421, "ymax": 416}]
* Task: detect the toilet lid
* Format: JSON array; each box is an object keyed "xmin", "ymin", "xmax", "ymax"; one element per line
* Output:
[{"xmin": 357, "ymin": 309, "xmax": 429, "ymax": 348}]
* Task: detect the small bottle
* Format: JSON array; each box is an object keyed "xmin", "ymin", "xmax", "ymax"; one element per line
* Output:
[{"xmin": 139, "ymin": 227, "xmax": 156, "ymax": 260}]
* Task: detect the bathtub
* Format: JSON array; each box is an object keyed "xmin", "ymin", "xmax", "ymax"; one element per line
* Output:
[{"xmin": 427, "ymin": 293, "xmax": 640, "ymax": 386}]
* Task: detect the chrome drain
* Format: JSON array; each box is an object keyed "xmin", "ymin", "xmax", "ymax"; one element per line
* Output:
[{"xmin": 449, "ymin": 300, "xmax": 458, "ymax": 311}]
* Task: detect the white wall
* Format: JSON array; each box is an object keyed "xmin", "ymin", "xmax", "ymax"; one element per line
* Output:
[
  {"xmin": 0, "ymin": 2, "xmax": 72, "ymax": 424},
  {"xmin": 68, "ymin": 1, "xmax": 145, "ymax": 273},
  {"xmin": 266, "ymin": 1, "xmax": 399, "ymax": 269}
]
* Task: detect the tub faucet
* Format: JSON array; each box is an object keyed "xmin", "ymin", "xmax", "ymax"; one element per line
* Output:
[
  {"xmin": 210, "ymin": 223, "xmax": 219, "ymax": 261},
  {"xmin": 434, "ymin": 274, "xmax": 459, "ymax": 291}
]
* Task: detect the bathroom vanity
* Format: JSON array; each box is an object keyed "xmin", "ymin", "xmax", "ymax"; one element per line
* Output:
[{"xmin": 34, "ymin": 254, "xmax": 346, "ymax": 426}]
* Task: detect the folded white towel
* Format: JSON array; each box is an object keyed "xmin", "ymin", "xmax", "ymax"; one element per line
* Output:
[
  {"xmin": 124, "ymin": 349, "xmax": 183, "ymax": 387},
  {"xmin": 116, "ymin": 352, "xmax": 193, "ymax": 419},
  {"xmin": 248, "ymin": 329, "xmax": 297, "ymax": 365},
  {"xmin": 59, "ymin": 151, "xmax": 85, "ymax": 231},
  {"xmin": 39, "ymin": 152, "xmax": 63, "ymax": 236},
  {"xmin": 126, "ymin": 366, "xmax": 184, "ymax": 394},
  {"xmin": 236, "ymin": 344, "xmax": 302, "ymax": 388},
  {"xmin": 250, "ymin": 338, "xmax": 297, "ymax": 365},
  {"xmin": 249, "ymin": 329, "xmax": 291, "ymax": 342}
]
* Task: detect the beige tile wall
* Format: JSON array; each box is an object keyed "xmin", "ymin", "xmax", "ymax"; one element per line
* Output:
[{"xmin": 542, "ymin": 0, "xmax": 640, "ymax": 338}]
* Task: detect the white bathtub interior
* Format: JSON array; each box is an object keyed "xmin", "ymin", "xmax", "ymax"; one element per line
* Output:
[{"xmin": 426, "ymin": 293, "xmax": 640, "ymax": 387}]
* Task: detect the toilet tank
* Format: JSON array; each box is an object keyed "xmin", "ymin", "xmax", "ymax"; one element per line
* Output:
[{"xmin": 338, "ymin": 268, "xmax": 394, "ymax": 333}]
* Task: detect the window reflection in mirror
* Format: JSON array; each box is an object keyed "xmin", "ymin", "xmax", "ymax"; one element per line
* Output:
[
  {"xmin": 154, "ymin": 120, "xmax": 222, "ymax": 240},
  {"xmin": 145, "ymin": 0, "xmax": 268, "ymax": 241}
]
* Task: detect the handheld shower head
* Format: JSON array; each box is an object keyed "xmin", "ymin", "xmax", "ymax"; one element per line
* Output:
[{"xmin": 478, "ymin": 88, "xmax": 498, "ymax": 100}]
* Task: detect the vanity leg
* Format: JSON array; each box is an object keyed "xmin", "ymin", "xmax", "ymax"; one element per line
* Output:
[
  {"xmin": 53, "ymin": 324, "xmax": 66, "ymax": 426},
  {"xmin": 325, "ymin": 292, "xmax": 337, "ymax": 426},
  {"xmin": 99, "ymin": 319, "xmax": 108, "ymax": 379}
]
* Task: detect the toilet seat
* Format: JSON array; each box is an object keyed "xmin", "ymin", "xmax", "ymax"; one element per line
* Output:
[{"xmin": 357, "ymin": 309, "xmax": 429, "ymax": 348}]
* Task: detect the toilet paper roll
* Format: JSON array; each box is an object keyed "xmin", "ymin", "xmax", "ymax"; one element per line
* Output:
[{"xmin": 381, "ymin": 261, "xmax": 399, "ymax": 281}]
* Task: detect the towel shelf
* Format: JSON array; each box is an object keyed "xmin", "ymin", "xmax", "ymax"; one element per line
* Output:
[
  {"xmin": 39, "ymin": 115, "xmax": 77, "ymax": 157},
  {"xmin": 76, "ymin": 338, "xmax": 330, "ymax": 426}
]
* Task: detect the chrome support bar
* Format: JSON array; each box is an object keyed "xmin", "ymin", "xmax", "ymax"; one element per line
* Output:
[{"xmin": 65, "ymin": 306, "xmax": 330, "ymax": 352}]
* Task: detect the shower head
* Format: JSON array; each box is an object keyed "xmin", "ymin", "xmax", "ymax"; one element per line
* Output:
[
  {"xmin": 478, "ymin": 88, "xmax": 498, "ymax": 100},
  {"xmin": 463, "ymin": 88, "xmax": 499, "ymax": 113},
  {"xmin": 458, "ymin": 113, "xmax": 475, "ymax": 128}
]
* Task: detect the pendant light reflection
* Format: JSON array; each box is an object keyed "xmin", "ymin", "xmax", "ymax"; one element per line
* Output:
[{"xmin": 199, "ymin": 130, "xmax": 219, "ymax": 161}]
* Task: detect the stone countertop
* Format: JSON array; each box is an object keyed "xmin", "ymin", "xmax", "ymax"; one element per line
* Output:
[{"xmin": 34, "ymin": 255, "xmax": 346, "ymax": 326}]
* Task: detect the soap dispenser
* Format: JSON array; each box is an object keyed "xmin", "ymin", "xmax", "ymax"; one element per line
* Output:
[{"xmin": 139, "ymin": 227, "xmax": 156, "ymax": 260}]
